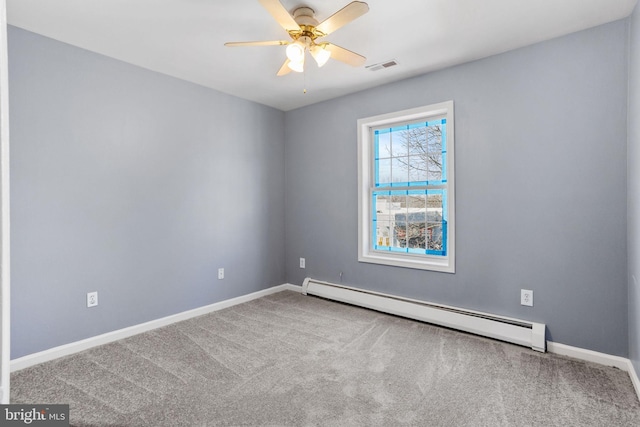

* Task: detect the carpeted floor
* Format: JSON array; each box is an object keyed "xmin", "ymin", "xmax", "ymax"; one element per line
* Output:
[{"xmin": 11, "ymin": 290, "xmax": 640, "ymax": 426}]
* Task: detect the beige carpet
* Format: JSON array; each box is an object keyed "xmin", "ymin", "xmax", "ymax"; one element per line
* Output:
[{"xmin": 11, "ymin": 290, "xmax": 640, "ymax": 426}]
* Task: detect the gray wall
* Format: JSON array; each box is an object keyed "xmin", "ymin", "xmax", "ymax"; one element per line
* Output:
[
  {"xmin": 9, "ymin": 26, "xmax": 285, "ymax": 359},
  {"xmin": 285, "ymin": 21, "xmax": 629, "ymax": 356},
  {"xmin": 629, "ymin": 4, "xmax": 640, "ymax": 374}
]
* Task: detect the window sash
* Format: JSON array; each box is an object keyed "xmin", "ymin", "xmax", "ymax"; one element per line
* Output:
[
  {"xmin": 371, "ymin": 188, "xmax": 448, "ymax": 257},
  {"xmin": 373, "ymin": 118, "xmax": 448, "ymax": 188}
]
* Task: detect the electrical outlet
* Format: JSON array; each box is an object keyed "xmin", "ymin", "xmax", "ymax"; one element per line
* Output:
[
  {"xmin": 521, "ymin": 289, "xmax": 533, "ymax": 307},
  {"xmin": 218, "ymin": 268, "xmax": 224, "ymax": 280},
  {"xmin": 87, "ymin": 291, "xmax": 98, "ymax": 308},
  {"xmin": 299, "ymin": 258, "xmax": 306, "ymax": 269}
]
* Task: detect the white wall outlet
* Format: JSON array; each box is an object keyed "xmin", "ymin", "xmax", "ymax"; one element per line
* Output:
[
  {"xmin": 521, "ymin": 289, "xmax": 533, "ymax": 307},
  {"xmin": 87, "ymin": 291, "xmax": 98, "ymax": 308},
  {"xmin": 218, "ymin": 268, "xmax": 224, "ymax": 280},
  {"xmin": 299, "ymin": 258, "xmax": 306, "ymax": 269}
]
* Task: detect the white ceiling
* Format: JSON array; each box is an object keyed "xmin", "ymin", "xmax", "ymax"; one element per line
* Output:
[{"xmin": 7, "ymin": 0, "xmax": 639, "ymax": 111}]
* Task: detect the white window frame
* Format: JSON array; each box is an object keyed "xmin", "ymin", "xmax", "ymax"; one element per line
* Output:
[{"xmin": 357, "ymin": 101, "xmax": 455, "ymax": 273}]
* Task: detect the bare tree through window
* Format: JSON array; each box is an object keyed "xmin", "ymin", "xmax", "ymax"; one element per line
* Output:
[{"xmin": 381, "ymin": 125, "xmax": 443, "ymax": 183}]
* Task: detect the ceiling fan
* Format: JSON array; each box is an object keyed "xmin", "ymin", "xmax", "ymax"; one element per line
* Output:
[{"xmin": 225, "ymin": 0, "xmax": 369, "ymax": 76}]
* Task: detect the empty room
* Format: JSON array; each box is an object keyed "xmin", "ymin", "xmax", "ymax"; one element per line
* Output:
[{"xmin": 2, "ymin": 0, "xmax": 640, "ymax": 425}]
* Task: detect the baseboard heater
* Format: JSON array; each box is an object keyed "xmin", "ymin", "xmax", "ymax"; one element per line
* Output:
[{"xmin": 302, "ymin": 278, "xmax": 546, "ymax": 352}]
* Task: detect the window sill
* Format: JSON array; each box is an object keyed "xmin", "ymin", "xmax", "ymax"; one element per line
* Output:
[{"xmin": 358, "ymin": 251, "xmax": 455, "ymax": 273}]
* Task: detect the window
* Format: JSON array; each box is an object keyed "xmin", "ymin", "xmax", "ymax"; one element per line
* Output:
[{"xmin": 357, "ymin": 101, "xmax": 455, "ymax": 273}]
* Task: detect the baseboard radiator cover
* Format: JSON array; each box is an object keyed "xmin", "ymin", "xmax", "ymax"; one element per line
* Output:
[{"xmin": 302, "ymin": 278, "xmax": 546, "ymax": 352}]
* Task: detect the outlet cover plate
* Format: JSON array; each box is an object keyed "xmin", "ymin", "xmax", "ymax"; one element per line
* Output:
[
  {"xmin": 299, "ymin": 258, "xmax": 306, "ymax": 269},
  {"xmin": 87, "ymin": 291, "xmax": 98, "ymax": 308},
  {"xmin": 521, "ymin": 289, "xmax": 533, "ymax": 307},
  {"xmin": 218, "ymin": 268, "xmax": 224, "ymax": 280}
]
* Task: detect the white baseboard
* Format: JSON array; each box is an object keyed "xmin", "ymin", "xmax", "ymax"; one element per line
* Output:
[
  {"xmin": 547, "ymin": 341, "xmax": 630, "ymax": 370},
  {"xmin": 11, "ymin": 283, "xmax": 301, "ymax": 372},
  {"xmin": 547, "ymin": 341, "xmax": 640, "ymax": 402},
  {"xmin": 629, "ymin": 360, "xmax": 640, "ymax": 401}
]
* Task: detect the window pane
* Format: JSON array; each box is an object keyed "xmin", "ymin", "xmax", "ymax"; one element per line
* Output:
[
  {"xmin": 408, "ymin": 154, "xmax": 428, "ymax": 184},
  {"xmin": 427, "ymin": 192, "xmax": 444, "ymax": 220},
  {"xmin": 376, "ymin": 130, "xmax": 392, "ymax": 159},
  {"xmin": 427, "ymin": 153, "xmax": 442, "ymax": 182},
  {"xmin": 427, "ymin": 191, "xmax": 446, "ymax": 255},
  {"xmin": 391, "ymin": 157, "xmax": 409, "ymax": 185},
  {"xmin": 427, "ymin": 124, "xmax": 443, "ymax": 182},
  {"xmin": 427, "ymin": 124, "xmax": 442, "ymax": 151},
  {"xmin": 373, "ymin": 193, "xmax": 392, "ymax": 248},
  {"xmin": 407, "ymin": 193, "xmax": 427, "ymax": 249},
  {"xmin": 375, "ymin": 193, "xmax": 400, "ymax": 249},
  {"xmin": 391, "ymin": 127, "xmax": 408, "ymax": 157},
  {"xmin": 427, "ymin": 223, "xmax": 444, "ymax": 251},
  {"xmin": 405, "ymin": 126, "xmax": 428, "ymax": 156},
  {"xmin": 393, "ymin": 194, "xmax": 424, "ymax": 250},
  {"xmin": 376, "ymin": 158, "xmax": 391, "ymax": 186},
  {"xmin": 407, "ymin": 193, "xmax": 427, "ymax": 209}
]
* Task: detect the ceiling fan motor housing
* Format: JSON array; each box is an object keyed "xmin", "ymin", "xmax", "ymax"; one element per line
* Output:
[
  {"xmin": 292, "ymin": 7, "xmax": 318, "ymax": 26},
  {"xmin": 290, "ymin": 7, "xmax": 326, "ymax": 45}
]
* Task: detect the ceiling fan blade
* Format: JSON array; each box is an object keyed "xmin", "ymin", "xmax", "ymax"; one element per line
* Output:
[
  {"xmin": 316, "ymin": 1, "xmax": 369, "ymax": 36},
  {"xmin": 325, "ymin": 43, "xmax": 366, "ymax": 67},
  {"xmin": 277, "ymin": 59, "xmax": 292, "ymax": 76},
  {"xmin": 225, "ymin": 40, "xmax": 289, "ymax": 47},
  {"xmin": 258, "ymin": 0, "xmax": 300, "ymax": 32}
]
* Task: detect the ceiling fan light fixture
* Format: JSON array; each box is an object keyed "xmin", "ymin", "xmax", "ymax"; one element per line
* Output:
[
  {"xmin": 287, "ymin": 56, "xmax": 305, "ymax": 72},
  {"xmin": 286, "ymin": 41, "xmax": 305, "ymax": 62},
  {"xmin": 310, "ymin": 45, "xmax": 331, "ymax": 67}
]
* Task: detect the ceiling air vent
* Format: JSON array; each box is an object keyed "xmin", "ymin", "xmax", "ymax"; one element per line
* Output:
[{"xmin": 366, "ymin": 60, "xmax": 398, "ymax": 71}]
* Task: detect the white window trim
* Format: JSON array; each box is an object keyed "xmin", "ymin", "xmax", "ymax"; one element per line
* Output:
[{"xmin": 357, "ymin": 101, "xmax": 455, "ymax": 273}]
